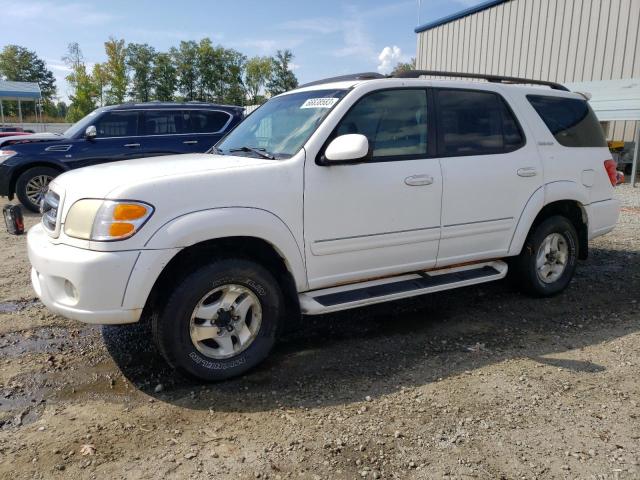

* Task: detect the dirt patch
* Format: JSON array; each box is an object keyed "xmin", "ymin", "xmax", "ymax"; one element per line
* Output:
[{"xmin": 0, "ymin": 186, "xmax": 639, "ymax": 479}]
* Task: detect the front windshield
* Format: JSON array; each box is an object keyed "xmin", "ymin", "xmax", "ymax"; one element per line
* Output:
[
  {"xmin": 63, "ymin": 109, "xmax": 102, "ymax": 138},
  {"xmin": 217, "ymin": 89, "xmax": 347, "ymax": 159}
]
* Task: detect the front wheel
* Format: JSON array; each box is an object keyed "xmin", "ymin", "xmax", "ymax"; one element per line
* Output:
[
  {"xmin": 513, "ymin": 215, "xmax": 579, "ymax": 297},
  {"xmin": 16, "ymin": 166, "xmax": 59, "ymax": 212},
  {"xmin": 152, "ymin": 258, "xmax": 284, "ymax": 381}
]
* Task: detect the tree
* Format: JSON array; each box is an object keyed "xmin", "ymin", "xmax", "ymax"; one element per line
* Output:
[
  {"xmin": 151, "ymin": 52, "xmax": 177, "ymax": 101},
  {"xmin": 63, "ymin": 42, "xmax": 97, "ymax": 122},
  {"xmin": 103, "ymin": 37, "xmax": 128, "ymax": 104},
  {"xmin": 171, "ymin": 40, "xmax": 199, "ymax": 101},
  {"xmin": 91, "ymin": 63, "xmax": 107, "ymax": 107},
  {"xmin": 391, "ymin": 58, "xmax": 416, "ymax": 76},
  {"xmin": 127, "ymin": 43, "xmax": 156, "ymax": 102},
  {"xmin": 0, "ymin": 44, "xmax": 56, "ymax": 116},
  {"xmin": 267, "ymin": 50, "xmax": 298, "ymax": 96},
  {"xmin": 245, "ymin": 56, "xmax": 272, "ymax": 104}
]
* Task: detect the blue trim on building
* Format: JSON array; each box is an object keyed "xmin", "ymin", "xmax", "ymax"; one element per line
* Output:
[{"xmin": 414, "ymin": 0, "xmax": 509, "ymax": 33}]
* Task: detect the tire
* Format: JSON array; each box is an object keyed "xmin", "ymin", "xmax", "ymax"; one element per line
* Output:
[
  {"xmin": 513, "ymin": 215, "xmax": 579, "ymax": 297},
  {"xmin": 16, "ymin": 166, "xmax": 59, "ymax": 212},
  {"xmin": 152, "ymin": 258, "xmax": 284, "ymax": 381}
]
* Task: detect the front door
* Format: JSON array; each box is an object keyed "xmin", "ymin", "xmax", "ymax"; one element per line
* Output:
[
  {"xmin": 433, "ymin": 87, "xmax": 542, "ymax": 266},
  {"xmin": 304, "ymin": 88, "xmax": 442, "ymax": 290},
  {"xmin": 72, "ymin": 110, "xmax": 145, "ymax": 168}
]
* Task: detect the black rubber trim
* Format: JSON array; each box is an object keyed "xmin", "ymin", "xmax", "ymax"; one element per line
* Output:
[{"xmin": 313, "ymin": 266, "xmax": 500, "ymax": 307}]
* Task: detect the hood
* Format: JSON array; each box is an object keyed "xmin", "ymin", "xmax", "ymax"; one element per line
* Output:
[
  {"xmin": 0, "ymin": 132, "xmax": 62, "ymax": 147},
  {"xmin": 51, "ymin": 153, "xmax": 273, "ymax": 201}
]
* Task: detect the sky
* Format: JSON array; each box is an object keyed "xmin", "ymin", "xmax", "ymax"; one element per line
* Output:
[{"xmin": 0, "ymin": 0, "xmax": 483, "ymax": 102}]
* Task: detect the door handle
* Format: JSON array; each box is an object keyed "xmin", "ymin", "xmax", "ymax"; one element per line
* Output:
[
  {"xmin": 404, "ymin": 174, "xmax": 434, "ymax": 186},
  {"xmin": 517, "ymin": 167, "xmax": 538, "ymax": 177},
  {"xmin": 123, "ymin": 143, "xmax": 140, "ymax": 148},
  {"xmin": 183, "ymin": 140, "xmax": 198, "ymax": 145}
]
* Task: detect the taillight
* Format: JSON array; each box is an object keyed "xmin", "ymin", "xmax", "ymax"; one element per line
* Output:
[{"xmin": 604, "ymin": 159, "xmax": 621, "ymax": 186}]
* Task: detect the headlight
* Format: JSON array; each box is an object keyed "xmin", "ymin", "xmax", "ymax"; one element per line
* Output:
[
  {"xmin": 0, "ymin": 150, "xmax": 17, "ymax": 164},
  {"xmin": 64, "ymin": 199, "xmax": 154, "ymax": 241}
]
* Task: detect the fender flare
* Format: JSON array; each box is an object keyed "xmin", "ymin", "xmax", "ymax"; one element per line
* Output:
[
  {"xmin": 508, "ymin": 181, "xmax": 589, "ymax": 256},
  {"xmin": 144, "ymin": 207, "xmax": 307, "ymax": 289}
]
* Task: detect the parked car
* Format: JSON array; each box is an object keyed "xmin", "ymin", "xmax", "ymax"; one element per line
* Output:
[
  {"xmin": 0, "ymin": 131, "xmax": 30, "ymax": 139},
  {"xmin": 27, "ymin": 72, "xmax": 620, "ymax": 381},
  {"xmin": 0, "ymin": 102, "xmax": 243, "ymax": 211}
]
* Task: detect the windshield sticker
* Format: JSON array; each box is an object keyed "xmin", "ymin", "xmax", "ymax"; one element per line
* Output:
[{"xmin": 300, "ymin": 98, "xmax": 339, "ymax": 109}]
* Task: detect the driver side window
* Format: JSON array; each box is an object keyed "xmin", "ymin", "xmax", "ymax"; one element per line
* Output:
[{"xmin": 335, "ymin": 89, "xmax": 428, "ymax": 160}]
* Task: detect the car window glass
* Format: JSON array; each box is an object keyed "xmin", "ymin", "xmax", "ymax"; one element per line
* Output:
[
  {"xmin": 436, "ymin": 89, "xmax": 524, "ymax": 156},
  {"xmin": 143, "ymin": 110, "xmax": 189, "ymax": 135},
  {"xmin": 335, "ymin": 89, "xmax": 428, "ymax": 158},
  {"xmin": 187, "ymin": 110, "xmax": 231, "ymax": 133},
  {"xmin": 527, "ymin": 95, "xmax": 607, "ymax": 147},
  {"xmin": 94, "ymin": 111, "xmax": 138, "ymax": 137}
]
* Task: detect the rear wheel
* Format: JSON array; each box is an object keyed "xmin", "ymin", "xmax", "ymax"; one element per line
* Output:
[
  {"xmin": 16, "ymin": 166, "xmax": 59, "ymax": 212},
  {"xmin": 152, "ymin": 258, "xmax": 283, "ymax": 381},
  {"xmin": 513, "ymin": 215, "xmax": 578, "ymax": 297}
]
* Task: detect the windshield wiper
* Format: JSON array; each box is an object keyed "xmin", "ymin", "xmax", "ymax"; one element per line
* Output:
[{"xmin": 229, "ymin": 146, "xmax": 276, "ymax": 160}]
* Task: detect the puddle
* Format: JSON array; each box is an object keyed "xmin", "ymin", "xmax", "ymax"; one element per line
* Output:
[{"xmin": 0, "ymin": 299, "xmax": 40, "ymax": 313}]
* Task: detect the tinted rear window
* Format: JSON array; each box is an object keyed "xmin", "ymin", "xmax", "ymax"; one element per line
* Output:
[
  {"xmin": 187, "ymin": 110, "xmax": 231, "ymax": 133},
  {"xmin": 527, "ymin": 95, "xmax": 606, "ymax": 147},
  {"xmin": 435, "ymin": 89, "xmax": 525, "ymax": 156}
]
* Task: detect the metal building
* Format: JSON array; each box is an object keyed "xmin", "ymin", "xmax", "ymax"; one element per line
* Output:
[{"xmin": 415, "ymin": 0, "xmax": 640, "ymax": 141}]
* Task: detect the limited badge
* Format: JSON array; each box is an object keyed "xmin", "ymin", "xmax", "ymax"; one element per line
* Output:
[{"xmin": 301, "ymin": 98, "xmax": 339, "ymax": 109}]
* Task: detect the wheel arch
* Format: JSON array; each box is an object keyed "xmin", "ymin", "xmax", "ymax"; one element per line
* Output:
[
  {"xmin": 509, "ymin": 182, "xmax": 589, "ymax": 260},
  {"xmin": 9, "ymin": 160, "xmax": 67, "ymax": 198}
]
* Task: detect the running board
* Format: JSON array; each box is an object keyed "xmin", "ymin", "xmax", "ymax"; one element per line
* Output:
[{"xmin": 299, "ymin": 261, "xmax": 508, "ymax": 315}]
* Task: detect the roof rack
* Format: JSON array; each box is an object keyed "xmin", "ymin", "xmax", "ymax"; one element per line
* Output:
[
  {"xmin": 392, "ymin": 70, "xmax": 569, "ymax": 91},
  {"xmin": 299, "ymin": 72, "xmax": 385, "ymax": 88}
]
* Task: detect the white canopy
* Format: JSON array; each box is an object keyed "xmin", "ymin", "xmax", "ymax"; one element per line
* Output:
[{"xmin": 564, "ymin": 78, "xmax": 640, "ymax": 121}]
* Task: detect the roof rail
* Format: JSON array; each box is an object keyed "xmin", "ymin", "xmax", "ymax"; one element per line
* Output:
[
  {"xmin": 299, "ymin": 72, "xmax": 385, "ymax": 88},
  {"xmin": 392, "ymin": 70, "xmax": 569, "ymax": 91}
]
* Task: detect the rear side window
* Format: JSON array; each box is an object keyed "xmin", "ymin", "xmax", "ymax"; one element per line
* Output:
[
  {"xmin": 187, "ymin": 110, "xmax": 231, "ymax": 134},
  {"xmin": 143, "ymin": 110, "xmax": 189, "ymax": 135},
  {"xmin": 435, "ymin": 89, "xmax": 525, "ymax": 156},
  {"xmin": 94, "ymin": 111, "xmax": 138, "ymax": 137},
  {"xmin": 527, "ymin": 95, "xmax": 606, "ymax": 147},
  {"xmin": 335, "ymin": 89, "xmax": 428, "ymax": 159}
]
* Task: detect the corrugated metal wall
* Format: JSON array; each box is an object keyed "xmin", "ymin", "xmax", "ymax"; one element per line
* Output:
[{"xmin": 416, "ymin": 0, "xmax": 640, "ymax": 141}]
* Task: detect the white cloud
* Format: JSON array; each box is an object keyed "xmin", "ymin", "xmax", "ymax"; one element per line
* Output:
[{"xmin": 377, "ymin": 45, "xmax": 406, "ymax": 74}]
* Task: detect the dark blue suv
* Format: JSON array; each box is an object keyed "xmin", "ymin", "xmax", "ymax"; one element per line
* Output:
[{"xmin": 0, "ymin": 102, "xmax": 243, "ymax": 211}]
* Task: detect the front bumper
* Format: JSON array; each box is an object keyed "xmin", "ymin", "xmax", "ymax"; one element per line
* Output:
[{"xmin": 27, "ymin": 223, "xmax": 142, "ymax": 324}]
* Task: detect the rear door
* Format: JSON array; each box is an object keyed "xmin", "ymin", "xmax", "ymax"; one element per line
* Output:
[
  {"xmin": 73, "ymin": 110, "xmax": 145, "ymax": 167},
  {"xmin": 434, "ymin": 87, "xmax": 542, "ymax": 266},
  {"xmin": 142, "ymin": 109, "xmax": 190, "ymax": 156}
]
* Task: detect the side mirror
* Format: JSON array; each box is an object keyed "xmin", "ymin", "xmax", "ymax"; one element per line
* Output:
[
  {"xmin": 85, "ymin": 125, "xmax": 97, "ymax": 140},
  {"xmin": 323, "ymin": 134, "xmax": 370, "ymax": 164}
]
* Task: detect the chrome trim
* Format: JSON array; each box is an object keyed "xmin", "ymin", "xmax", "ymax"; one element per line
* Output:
[
  {"xmin": 40, "ymin": 187, "xmax": 64, "ymax": 238},
  {"xmin": 316, "ymin": 225, "xmax": 439, "ymax": 243},
  {"xmin": 44, "ymin": 144, "xmax": 72, "ymax": 152}
]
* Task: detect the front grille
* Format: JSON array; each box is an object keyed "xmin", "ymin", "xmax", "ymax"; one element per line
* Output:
[{"xmin": 41, "ymin": 189, "xmax": 60, "ymax": 233}]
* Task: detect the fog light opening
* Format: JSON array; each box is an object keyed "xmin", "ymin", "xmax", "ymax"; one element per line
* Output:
[{"xmin": 64, "ymin": 280, "xmax": 78, "ymax": 301}]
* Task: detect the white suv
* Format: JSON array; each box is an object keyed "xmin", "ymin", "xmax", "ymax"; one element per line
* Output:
[{"xmin": 27, "ymin": 71, "xmax": 620, "ymax": 381}]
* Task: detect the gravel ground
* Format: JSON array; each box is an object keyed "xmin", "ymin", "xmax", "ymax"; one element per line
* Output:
[{"xmin": 0, "ymin": 185, "xmax": 639, "ymax": 480}]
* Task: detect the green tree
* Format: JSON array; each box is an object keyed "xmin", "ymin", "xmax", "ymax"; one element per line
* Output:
[
  {"xmin": 151, "ymin": 52, "xmax": 177, "ymax": 101},
  {"xmin": 267, "ymin": 50, "xmax": 298, "ymax": 96},
  {"xmin": 91, "ymin": 63, "xmax": 107, "ymax": 107},
  {"xmin": 126, "ymin": 43, "xmax": 156, "ymax": 102},
  {"xmin": 63, "ymin": 42, "xmax": 97, "ymax": 122},
  {"xmin": 390, "ymin": 58, "xmax": 416, "ymax": 76},
  {"xmin": 171, "ymin": 40, "xmax": 199, "ymax": 101},
  {"xmin": 245, "ymin": 56, "xmax": 272, "ymax": 104},
  {"xmin": 196, "ymin": 40, "xmax": 246, "ymax": 104},
  {"xmin": 103, "ymin": 37, "xmax": 128, "ymax": 104},
  {"xmin": 0, "ymin": 44, "xmax": 57, "ymax": 116}
]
